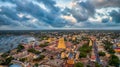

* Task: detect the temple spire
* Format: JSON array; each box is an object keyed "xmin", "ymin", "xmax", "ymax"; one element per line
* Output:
[
  {"xmin": 89, "ymin": 39, "xmax": 93, "ymax": 46},
  {"xmin": 57, "ymin": 37, "xmax": 66, "ymax": 49}
]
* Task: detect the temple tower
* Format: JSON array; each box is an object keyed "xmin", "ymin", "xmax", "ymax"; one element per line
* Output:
[
  {"xmin": 89, "ymin": 40, "xmax": 93, "ymax": 46},
  {"xmin": 57, "ymin": 37, "xmax": 66, "ymax": 49}
]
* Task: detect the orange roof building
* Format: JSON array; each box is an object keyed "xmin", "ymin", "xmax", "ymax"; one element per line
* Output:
[
  {"xmin": 67, "ymin": 59, "xmax": 74, "ymax": 65},
  {"xmin": 65, "ymin": 59, "xmax": 74, "ymax": 67},
  {"xmin": 118, "ymin": 44, "xmax": 120, "ymax": 47},
  {"xmin": 114, "ymin": 48, "xmax": 120, "ymax": 52}
]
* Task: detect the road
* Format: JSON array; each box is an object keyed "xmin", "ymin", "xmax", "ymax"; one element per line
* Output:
[{"xmin": 93, "ymin": 41, "xmax": 101, "ymax": 64}]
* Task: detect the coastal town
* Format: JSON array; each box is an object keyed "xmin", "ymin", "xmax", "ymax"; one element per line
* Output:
[{"xmin": 0, "ymin": 31, "xmax": 120, "ymax": 67}]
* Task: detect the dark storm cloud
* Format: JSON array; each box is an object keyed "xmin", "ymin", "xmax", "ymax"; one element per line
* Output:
[
  {"xmin": 0, "ymin": 15, "xmax": 16, "ymax": 26},
  {"xmin": 62, "ymin": 8, "xmax": 71, "ymax": 16},
  {"xmin": 76, "ymin": 0, "xmax": 120, "ymax": 24},
  {"xmin": 0, "ymin": 6, "xmax": 19, "ymax": 21},
  {"xmin": 0, "ymin": 0, "xmax": 68, "ymax": 27},
  {"xmin": 68, "ymin": 0, "xmax": 120, "ymax": 23},
  {"xmin": 79, "ymin": 1, "xmax": 95, "ymax": 15},
  {"xmin": 63, "ymin": 1, "xmax": 95, "ymax": 22},
  {"xmin": 109, "ymin": 10, "xmax": 120, "ymax": 23},
  {"xmin": 102, "ymin": 18, "xmax": 109, "ymax": 23},
  {"xmin": 0, "ymin": 6, "xmax": 19, "ymax": 26},
  {"xmin": 0, "ymin": 6, "xmax": 30, "ymax": 21},
  {"xmin": 0, "ymin": 5, "xmax": 36, "ymax": 28},
  {"xmin": 0, "ymin": 0, "xmax": 120, "ymax": 29},
  {"xmin": 37, "ymin": 0, "xmax": 60, "ymax": 14},
  {"xmin": 89, "ymin": 0, "xmax": 120, "ymax": 8}
]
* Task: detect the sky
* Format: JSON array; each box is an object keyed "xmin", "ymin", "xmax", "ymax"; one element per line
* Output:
[{"xmin": 0, "ymin": 0, "xmax": 120, "ymax": 30}]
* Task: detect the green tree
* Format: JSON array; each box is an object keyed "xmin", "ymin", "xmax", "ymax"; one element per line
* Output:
[
  {"xmin": 1, "ymin": 53, "xmax": 9, "ymax": 58},
  {"xmin": 34, "ymin": 63, "xmax": 39, "ymax": 67},
  {"xmin": 28, "ymin": 48, "xmax": 41, "ymax": 54},
  {"xmin": 79, "ymin": 43, "xmax": 92, "ymax": 53},
  {"xmin": 102, "ymin": 40, "xmax": 115, "ymax": 54},
  {"xmin": 108, "ymin": 55, "xmax": 120, "ymax": 67},
  {"xmin": 87, "ymin": 65, "xmax": 90, "ymax": 67},
  {"xmin": 1, "ymin": 56, "xmax": 14, "ymax": 65},
  {"xmin": 39, "ymin": 42, "xmax": 49, "ymax": 47},
  {"xmin": 0, "ymin": 60, "xmax": 4, "ymax": 64},
  {"xmin": 17, "ymin": 44, "xmax": 25, "ymax": 52},
  {"xmin": 78, "ymin": 42, "xmax": 92, "ymax": 59},
  {"xmin": 108, "ymin": 49, "xmax": 115, "ymax": 54},
  {"xmin": 95, "ymin": 62, "xmax": 101, "ymax": 67},
  {"xmin": 74, "ymin": 62, "xmax": 84, "ymax": 67},
  {"xmin": 19, "ymin": 57, "xmax": 27, "ymax": 62},
  {"xmin": 98, "ymin": 51, "xmax": 106, "ymax": 57},
  {"xmin": 79, "ymin": 52, "xmax": 87, "ymax": 58}
]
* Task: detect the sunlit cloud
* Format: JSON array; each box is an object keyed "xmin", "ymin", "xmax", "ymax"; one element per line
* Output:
[{"xmin": 61, "ymin": 15, "xmax": 77, "ymax": 23}]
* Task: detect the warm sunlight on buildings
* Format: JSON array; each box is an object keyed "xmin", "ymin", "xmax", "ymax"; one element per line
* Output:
[
  {"xmin": 89, "ymin": 40, "xmax": 93, "ymax": 46},
  {"xmin": 57, "ymin": 38, "xmax": 66, "ymax": 49}
]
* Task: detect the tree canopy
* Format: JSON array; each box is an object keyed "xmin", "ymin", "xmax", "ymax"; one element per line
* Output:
[
  {"xmin": 78, "ymin": 43, "xmax": 92, "ymax": 58},
  {"xmin": 108, "ymin": 54, "xmax": 120, "ymax": 67},
  {"xmin": 17, "ymin": 44, "xmax": 25, "ymax": 52},
  {"xmin": 98, "ymin": 51, "xmax": 106, "ymax": 57},
  {"xmin": 74, "ymin": 62, "xmax": 84, "ymax": 67},
  {"xmin": 28, "ymin": 48, "xmax": 41, "ymax": 54},
  {"xmin": 102, "ymin": 40, "xmax": 115, "ymax": 54}
]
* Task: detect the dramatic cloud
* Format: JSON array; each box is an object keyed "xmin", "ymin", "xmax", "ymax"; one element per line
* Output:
[
  {"xmin": 0, "ymin": 0, "xmax": 120, "ymax": 30},
  {"xmin": 109, "ymin": 10, "xmax": 120, "ymax": 23},
  {"xmin": 88, "ymin": 0, "xmax": 120, "ymax": 8}
]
